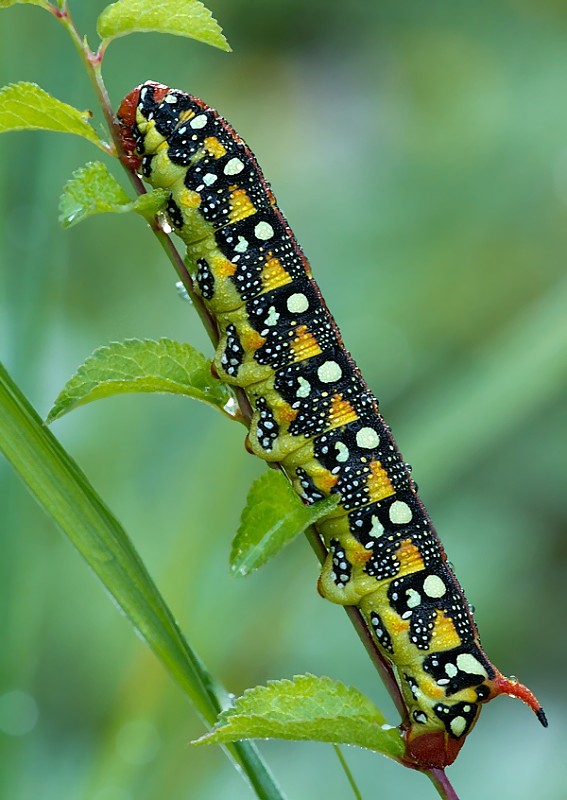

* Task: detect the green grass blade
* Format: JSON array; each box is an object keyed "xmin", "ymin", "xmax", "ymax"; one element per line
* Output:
[
  {"xmin": 0, "ymin": 362, "xmax": 285, "ymax": 800},
  {"xmin": 401, "ymin": 276, "xmax": 567, "ymax": 496}
]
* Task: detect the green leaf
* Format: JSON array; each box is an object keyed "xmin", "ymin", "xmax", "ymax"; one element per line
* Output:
[
  {"xmin": 231, "ymin": 471, "xmax": 339, "ymax": 576},
  {"xmin": 58, "ymin": 161, "xmax": 168, "ymax": 228},
  {"xmin": 0, "ymin": 362, "xmax": 284, "ymax": 800},
  {"xmin": 0, "ymin": 0, "xmax": 50, "ymax": 7},
  {"xmin": 97, "ymin": 0, "xmax": 231, "ymax": 51},
  {"xmin": 47, "ymin": 338, "xmax": 233, "ymax": 423},
  {"xmin": 193, "ymin": 674, "xmax": 405, "ymax": 761},
  {"xmin": 0, "ymin": 83, "xmax": 107, "ymax": 150},
  {"xmin": 131, "ymin": 188, "xmax": 170, "ymax": 219}
]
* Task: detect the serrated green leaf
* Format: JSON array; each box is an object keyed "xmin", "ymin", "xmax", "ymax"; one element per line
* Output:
[
  {"xmin": 0, "ymin": 83, "xmax": 106, "ymax": 150},
  {"xmin": 97, "ymin": 0, "xmax": 231, "ymax": 51},
  {"xmin": 59, "ymin": 161, "xmax": 130, "ymax": 227},
  {"xmin": 193, "ymin": 674, "xmax": 405, "ymax": 761},
  {"xmin": 58, "ymin": 161, "xmax": 168, "ymax": 228},
  {"xmin": 231, "ymin": 471, "xmax": 339, "ymax": 576},
  {"xmin": 47, "ymin": 339, "xmax": 232, "ymax": 423}
]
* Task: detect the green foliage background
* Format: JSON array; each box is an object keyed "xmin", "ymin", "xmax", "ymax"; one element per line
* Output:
[{"xmin": 1, "ymin": 1, "xmax": 566, "ymax": 798}]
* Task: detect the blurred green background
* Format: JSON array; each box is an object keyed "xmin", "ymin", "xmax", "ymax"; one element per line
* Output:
[{"xmin": 1, "ymin": 1, "xmax": 566, "ymax": 798}]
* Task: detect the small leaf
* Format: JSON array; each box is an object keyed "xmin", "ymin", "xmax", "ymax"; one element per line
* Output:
[
  {"xmin": 131, "ymin": 189, "xmax": 170, "ymax": 219},
  {"xmin": 193, "ymin": 674, "xmax": 405, "ymax": 761},
  {"xmin": 47, "ymin": 339, "xmax": 232, "ymax": 423},
  {"xmin": 0, "ymin": 83, "xmax": 107, "ymax": 150},
  {"xmin": 59, "ymin": 161, "xmax": 129, "ymax": 227},
  {"xmin": 231, "ymin": 471, "xmax": 339, "ymax": 576},
  {"xmin": 0, "ymin": 0, "xmax": 50, "ymax": 7},
  {"xmin": 58, "ymin": 161, "xmax": 168, "ymax": 228},
  {"xmin": 97, "ymin": 0, "xmax": 231, "ymax": 51}
]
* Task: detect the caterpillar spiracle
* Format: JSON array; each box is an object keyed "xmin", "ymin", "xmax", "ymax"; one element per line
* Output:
[{"xmin": 117, "ymin": 82, "xmax": 547, "ymax": 769}]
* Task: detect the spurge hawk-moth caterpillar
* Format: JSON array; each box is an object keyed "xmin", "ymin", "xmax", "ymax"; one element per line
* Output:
[{"xmin": 117, "ymin": 82, "xmax": 547, "ymax": 769}]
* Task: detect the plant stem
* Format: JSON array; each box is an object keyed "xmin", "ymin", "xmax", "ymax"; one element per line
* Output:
[
  {"xmin": 427, "ymin": 768, "xmax": 461, "ymax": 800},
  {"xmin": 333, "ymin": 745, "xmax": 364, "ymax": 800}
]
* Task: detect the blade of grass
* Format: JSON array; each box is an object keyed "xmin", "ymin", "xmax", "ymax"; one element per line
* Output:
[
  {"xmin": 333, "ymin": 745, "xmax": 364, "ymax": 800},
  {"xmin": 402, "ymin": 276, "xmax": 567, "ymax": 496},
  {"xmin": 0, "ymin": 361, "xmax": 285, "ymax": 800}
]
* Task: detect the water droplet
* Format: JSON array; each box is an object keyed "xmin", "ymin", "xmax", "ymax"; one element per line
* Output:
[
  {"xmin": 175, "ymin": 281, "xmax": 192, "ymax": 303},
  {"xmin": 223, "ymin": 397, "xmax": 238, "ymax": 415},
  {"xmin": 157, "ymin": 210, "xmax": 172, "ymax": 233}
]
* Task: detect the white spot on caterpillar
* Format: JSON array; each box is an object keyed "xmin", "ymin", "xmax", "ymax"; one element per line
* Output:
[
  {"xmin": 224, "ymin": 157, "xmax": 244, "ymax": 175},
  {"xmin": 286, "ymin": 292, "xmax": 309, "ymax": 313},
  {"xmin": 423, "ymin": 574, "xmax": 446, "ymax": 599},
  {"xmin": 265, "ymin": 306, "xmax": 280, "ymax": 327},
  {"xmin": 190, "ymin": 114, "xmax": 208, "ymax": 129},
  {"xmin": 234, "ymin": 236, "xmax": 249, "ymax": 253},
  {"xmin": 406, "ymin": 589, "xmax": 421, "ymax": 609},
  {"xmin": 389, "ymin": 500, "xmax": 412, "ymax": 525},
  {"xmin": 163, "ymin": 93, "xmax": 178, "ymax": 104},
  {"xmin": 254, "ymin": 221, "xmax": 274, "ymax": 240},
  {"xmin": 368, "ymin": 515, "xmax": 385, "ymax": 538},
  {"xmin": 445, "ymin": 663, "xmax": 458, "ymax": 678},
  {"xmin": 356, "ymin": 427, "xmax": 380, "ymax": 449},
  {"xmin": 317, "ymin": 361, "xmax": 342, "ymax": 383},
  {"xmin": 450, "ymin": 716, "xmax": 467, "ymax": 737},
  {"xmin": 203, "ymin": 173, "xmax": 217, "ymax": 186},
  {"xmin": 456, "ymin": 653, "xmax": 487, "ymax": 677},
  {"xmin": 296, "ymin": 377, "xmax": 311, "ymax": 398},
  {"xmin": 334, "ymin": 442, "xmax": 349, "ymax": 463}
]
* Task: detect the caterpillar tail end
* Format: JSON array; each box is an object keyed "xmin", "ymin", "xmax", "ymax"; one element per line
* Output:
[
  {"xmin": 404, "ymin": 730, "xmax": 465, "ymax": 770},
  {"xmin": 492, "ymin": 674, "xmax": 548, "ymax": 727}
]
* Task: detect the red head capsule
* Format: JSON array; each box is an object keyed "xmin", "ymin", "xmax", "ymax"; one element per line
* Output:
[{"xmin": 116, "ymin": 82, "xmax": 171, "ymax": 168}]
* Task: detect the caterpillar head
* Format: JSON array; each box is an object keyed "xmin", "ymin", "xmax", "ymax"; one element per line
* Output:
[{"xmin": 117, "ymin": 81, "xmax": 171, "ymax": 167}]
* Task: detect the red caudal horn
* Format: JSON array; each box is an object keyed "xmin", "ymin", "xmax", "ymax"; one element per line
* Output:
[
  {"xmin": 492, "ymin": 674, "xmax": 548, "ymax": 727},
  {"xmin": 406, "ymin": 674, "xmax": 547, "ymax": 771}
]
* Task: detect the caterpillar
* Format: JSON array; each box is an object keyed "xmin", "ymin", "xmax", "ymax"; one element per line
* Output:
[{"xmin": 117, "ymin": 82, "xmax": 547, "ymax": 769}]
